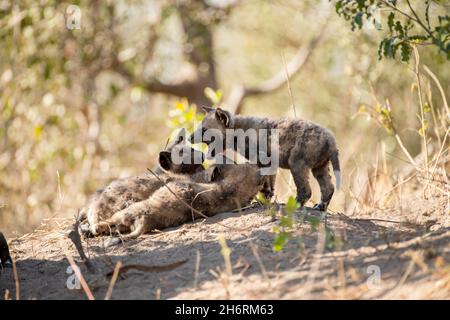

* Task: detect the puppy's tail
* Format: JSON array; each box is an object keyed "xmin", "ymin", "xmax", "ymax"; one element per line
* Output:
[{"xmin": 330, "ymin": 148, "xmax": 341, "ymax": 190}]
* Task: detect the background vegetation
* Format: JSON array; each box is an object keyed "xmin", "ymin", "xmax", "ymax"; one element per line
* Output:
[{"xmin": 0, "ymin": 0, "xmax": 448, "ymax": 236}]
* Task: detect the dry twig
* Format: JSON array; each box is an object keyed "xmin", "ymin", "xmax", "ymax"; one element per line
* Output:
[{"xmin": 67, "ymin": 213, "xmax": 96, "ymax": 273}]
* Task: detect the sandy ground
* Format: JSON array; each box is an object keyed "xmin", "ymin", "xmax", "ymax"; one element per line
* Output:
[{"xmin": 0, "ymin": 192, "xmax": 449, "ymax": 300}]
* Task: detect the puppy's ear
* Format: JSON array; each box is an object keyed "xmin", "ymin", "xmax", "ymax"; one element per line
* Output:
[
  {"xmin": 210, "ymin": 166, "xmax": 222, "ymax": 182},
  {"xmin": 159, "ymin": 151, "xmax": 172, "ymax": 171},
  {"xmin": 175, "ymin": 128, "xmax": 186, "ymax": 143},
  {"xmin": 215, "ymin": 108, "xmax": 232, "ymax": 128},
  {"xmin": 202, "ymin": 105, "xmax": 215, "ymax": 113},
  {"xmin": 201, "ymin": 151, "xmax": 205, "ymax": 164}
]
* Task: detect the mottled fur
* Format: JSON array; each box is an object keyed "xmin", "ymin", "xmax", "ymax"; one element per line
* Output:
[
  {"xmin": 191, "ymin": 107, "xmax": 341, "ymax": 210},
  {"xmin": 94, "ymin": 163, "xmax": 264, "ymax": 240},
  {"xmin": 80, "ymin": 128, "xmax": 205, "ymax": 236}
]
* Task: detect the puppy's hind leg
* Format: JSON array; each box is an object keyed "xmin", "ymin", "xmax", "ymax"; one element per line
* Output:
[
  {"xmin": 288, "ymin": 158, "xmax": 312, "ymax": 207},
  {"xmin": 91, "ymin": 205, "xmax": 132, "ymax": 236},
  {"xmin": 104, "ymin": 218, "xmax": 146, "ymax": 247},
  {"xmin": 312, "ymin": 163, "xmax": 334, "ymax": 211},
  {"xmin": 102, "ymin": 200, "xmax": 153, "ymax": 246},
  {"xmin": 260, "ymin": 174, "xmax": 276, "ymax": 200}
]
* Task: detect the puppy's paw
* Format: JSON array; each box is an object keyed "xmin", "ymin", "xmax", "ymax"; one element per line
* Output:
[
  {"xmin": 312, "ymin": 203, "xmax": 327, "ymax": 211},
  {"xmin": 261, "ymin": 189, "xmax": 274, "ymax": 201},
  {"xmin": 78, "ymin": 222, "xmax": 94, "ymax": 238}
]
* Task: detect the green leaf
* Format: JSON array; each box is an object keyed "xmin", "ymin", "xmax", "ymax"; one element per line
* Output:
[
  {"xmin": 256, "ymin": 191, "xmax": 269, "ymax": 205},
  {"xmin": 204, "ymin": 87, "xmax": 222, "ymax": 105},
  {"xmin": 280, "ymin": 215, "xmax": 293, "ymax": 229},
  {"xmin": 285, "ymin": 196, "xmax": 300, "ymax": 214},
  {"xmin": 352, "ymin": 12, "xmax": 364, "ymax": 30},
  {"xmin": 400, "ymin": 42, "xmax": 411, "ymax": 62},
  {"xmin": 273, "ymin": 232, "xmax": 290, "ymax": 251},
  {"xmin": 409, "ymin": 35, "xmax": 428, "ymax": 44},
  {"xmin": 387, "ymin": 12, "xmax": 395, "ymax": 33},
  {"xmin": 394, "ymin": 21, "xmax": 404, "ymax": 38},
  {"xmin": 335, "ymin": 1, "xmax": 343, "ymax": 13},
  {"xmin": 418, "ymin": 123, "xmax": 428, "ymax": 137}
]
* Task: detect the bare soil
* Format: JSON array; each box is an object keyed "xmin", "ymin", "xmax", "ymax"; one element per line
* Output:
[{"xmin": 0, "ymin": 192, "xmax": 449, "ymax": 300}]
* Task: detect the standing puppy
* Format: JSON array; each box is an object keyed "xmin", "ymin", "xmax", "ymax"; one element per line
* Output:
[{"xmin": 191, "ymin": 107, "xmax": 340, "ymax": 211}]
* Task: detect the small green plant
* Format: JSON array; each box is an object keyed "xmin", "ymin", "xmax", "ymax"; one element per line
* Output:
[
  {"xmin": 262, "ymin": 195, "xmax": 341, "ymax": 252},
  {"xmin": 271, "ymin": 196, "xmax": 300, "ymax": 251},
  {"xmin": 255, "ymin": 192, "xmax": 276, "ymax": 218}
]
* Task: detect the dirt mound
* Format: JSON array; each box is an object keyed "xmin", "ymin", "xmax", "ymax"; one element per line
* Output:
[{"xmin": 1, "ymin": 194, "xmax": 449, "ymax": 300}]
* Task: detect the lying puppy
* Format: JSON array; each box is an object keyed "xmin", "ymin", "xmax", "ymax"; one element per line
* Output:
[
  {"xmin": 95, "ymin": 163, "xmax": 265, "ymax": 243},
  {"xmin": 80, "ymin": 129, "xmax": 205, "ymax": 237}
]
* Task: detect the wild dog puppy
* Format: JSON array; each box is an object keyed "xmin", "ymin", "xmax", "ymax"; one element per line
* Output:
[
  {"xmin": 95, "ymin": 163, "xmax": 264, "ymax": 241},
  {"xmin": 0, "ymin": 232, "xmax": 12, "ymax": 268},
  {"xmin": 190, "ymin": 107, "xmax": 341, "ymax": 211},
  {"xmin": 80, "ymin": 128, "xmax": 205, "ymax": 237}
]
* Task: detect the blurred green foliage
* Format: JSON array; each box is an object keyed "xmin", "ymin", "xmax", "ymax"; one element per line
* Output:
[
  {"xmin": 265, "ymin": 195, "xmax": 339, "ymax": 252},
  {"xmin": 204, "ymin": 87, "xmax": 223, "ymax": 106},
  {"xmin": 271, "ymin": 196, "xmax": 299, "ymax": 251},
  {"xmin": 334, "ymin": 0, "xmax": 450, "ymax": 61},
  {"xmin": 168, "ymin": 99, "xmax": 204, "ymax": 133}
]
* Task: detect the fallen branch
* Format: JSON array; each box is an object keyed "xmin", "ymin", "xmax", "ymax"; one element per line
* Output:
[{"xmin": 106, "ymin": 259, "xmax": 188, "ymax": 278}]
